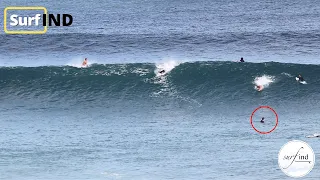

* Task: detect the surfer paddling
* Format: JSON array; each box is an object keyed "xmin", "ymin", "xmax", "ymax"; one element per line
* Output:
[
  {"xmin": 240, "ymin": 57, "xmax": 245, "ymax": 62},
  {"xmin": 82, "ymin": 58, "xmax": 88, "ymax": 67},
  {"xmin": 260, "ymin": 117, "xmax": 265, "ymax": 123},
  {"xmin": 297, "ymin": 74, "xmax": 304, "ymax": 82}
]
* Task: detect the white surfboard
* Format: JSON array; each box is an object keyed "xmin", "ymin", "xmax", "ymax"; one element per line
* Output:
[
  {"xmin": 296, "ymin": 77, "xmax": 307, "ymax": 84},
  {"xmin": 307, "ymin": 133, "xmax": 320, "ymax": 138}
]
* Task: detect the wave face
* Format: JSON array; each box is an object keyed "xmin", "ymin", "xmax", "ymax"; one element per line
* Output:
[{"xmin": 1, "ymin": 61, "xmax": 320, "ymax": 109}]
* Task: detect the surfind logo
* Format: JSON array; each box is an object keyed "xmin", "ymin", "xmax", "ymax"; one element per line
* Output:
[
  {"xmin": 4, "ymin": 7, "xmax": 73, "ymax": 34},
  {"xmin": 278, "ymin": 140, "xmax": 315, "ymax": 178}
]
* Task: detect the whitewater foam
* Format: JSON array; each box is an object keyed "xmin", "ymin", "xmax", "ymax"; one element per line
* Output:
[
  {"xmin": 132, "ymin": 68, "xmax": 150, "ymax": 76},
  {"xmin": 154, "ymin": 60, "xmax": 181, "ymax": 77},
  {"xmin": 253, "ymin": 75, "xmax": 275, "ymax": 89},
  {"xmin": 101, "ymin": 171, "xmax": 122, "ymax": 178},
  {"xmin": 150, "ymin": 60, "xmax": 181, "ymax": 91},
  {"xmin": 281, "ymin": 72, "xmax": 293, "ymax": 77}
]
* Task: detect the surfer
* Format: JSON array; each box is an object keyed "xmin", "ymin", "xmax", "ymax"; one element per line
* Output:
[
  {"xmin": 240, "ymin": 57, "xmax": 245, "ymax": 62},
  {"xmin": 159, "ymin": 70, "xmax": 165, "ymax": 74},
  {"xmin": 256, "ymin": 85, "xmax": 263, "ymax": 91},
  {"xmin": 297, "ymin": 74, "xmax": 304, "ymax": 82},
  {"xmin": 307, "ymin": 133, "xmax": 320, "ymax": 138},
  {"xmin": 260, "ymin": 117, "xmax": 265, "ymax": 123},
  {"xmin": 82, "ymin": 58, "xmax": 88, "ymax": 67}
]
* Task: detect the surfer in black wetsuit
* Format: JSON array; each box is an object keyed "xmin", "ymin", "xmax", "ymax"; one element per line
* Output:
[
  {"xmin": 298, "ymin": 74, "xmax": 304, "ymax": 81},
  {"xmin": 159, "ymin": 70, "xmax": 165, "ymax": 74},
  {"xmin": 260, "ymin": 117, "xmax": 265, "ymax": 123},
  {"xmin": 240, "ymin": 57, "xmax": 245, "ymax": 62}
]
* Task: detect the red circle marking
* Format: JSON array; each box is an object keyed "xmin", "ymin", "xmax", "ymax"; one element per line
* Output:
[{"xmin": 250, "ymin": 106, "xmax": 278, "ymax": 134}]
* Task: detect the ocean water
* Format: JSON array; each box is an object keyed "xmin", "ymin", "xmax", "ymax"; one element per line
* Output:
[{"xmin": 1, "ymin": 0, "xmax": 320, "ymax": 179}]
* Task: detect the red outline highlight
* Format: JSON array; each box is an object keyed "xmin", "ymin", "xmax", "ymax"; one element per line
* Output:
[{"xmin": 250, "ymin": 106, "xmax": 278, "ymax": 134}]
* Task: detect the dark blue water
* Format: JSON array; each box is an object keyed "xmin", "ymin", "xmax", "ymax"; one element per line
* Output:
[
  {"xmin": 1, "ymin": 0, "xmax": 320, "ymax": 179},
  {"xmin": 1, "ymin": 0, "xmax": 320, "ymax": 66}
]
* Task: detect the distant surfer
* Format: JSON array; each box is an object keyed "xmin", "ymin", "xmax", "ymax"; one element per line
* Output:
[
  {"xmin": 240, "ymin": 57, "xmax": 245, "ymax": 62},
  {"xmin": 260, "ymin": 117, "xmax": 265, "ymax": 123},
  {"xmin": 256, "ymin": 85, "xmax": 263, "ymax": 91},
  {"xmin": 82, "ymin": 58, "xmax": 88, "ymax": 67},
  {"xmin": 307, "ymin": 133, "xmax": 320, "ymax": 138},
  {"xmin": 159, "ymin": 70, "xmax": 165, "ymax": 74},
  {"xmin": 297, "ymin": 74, "xmax": 304, "ymax": 82},
  {"xmin": 296, "ymin": 74, "xmax": 307, "ymax": 84}
]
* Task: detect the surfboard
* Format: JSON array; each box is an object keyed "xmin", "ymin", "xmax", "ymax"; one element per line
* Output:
[
  {"xmin": 307, "ymin": 134, "xmax": 320, "ymax": 138},
  {"xmin": 296, "ymin": 77, "xmax": 307, "ymax": 84}
]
